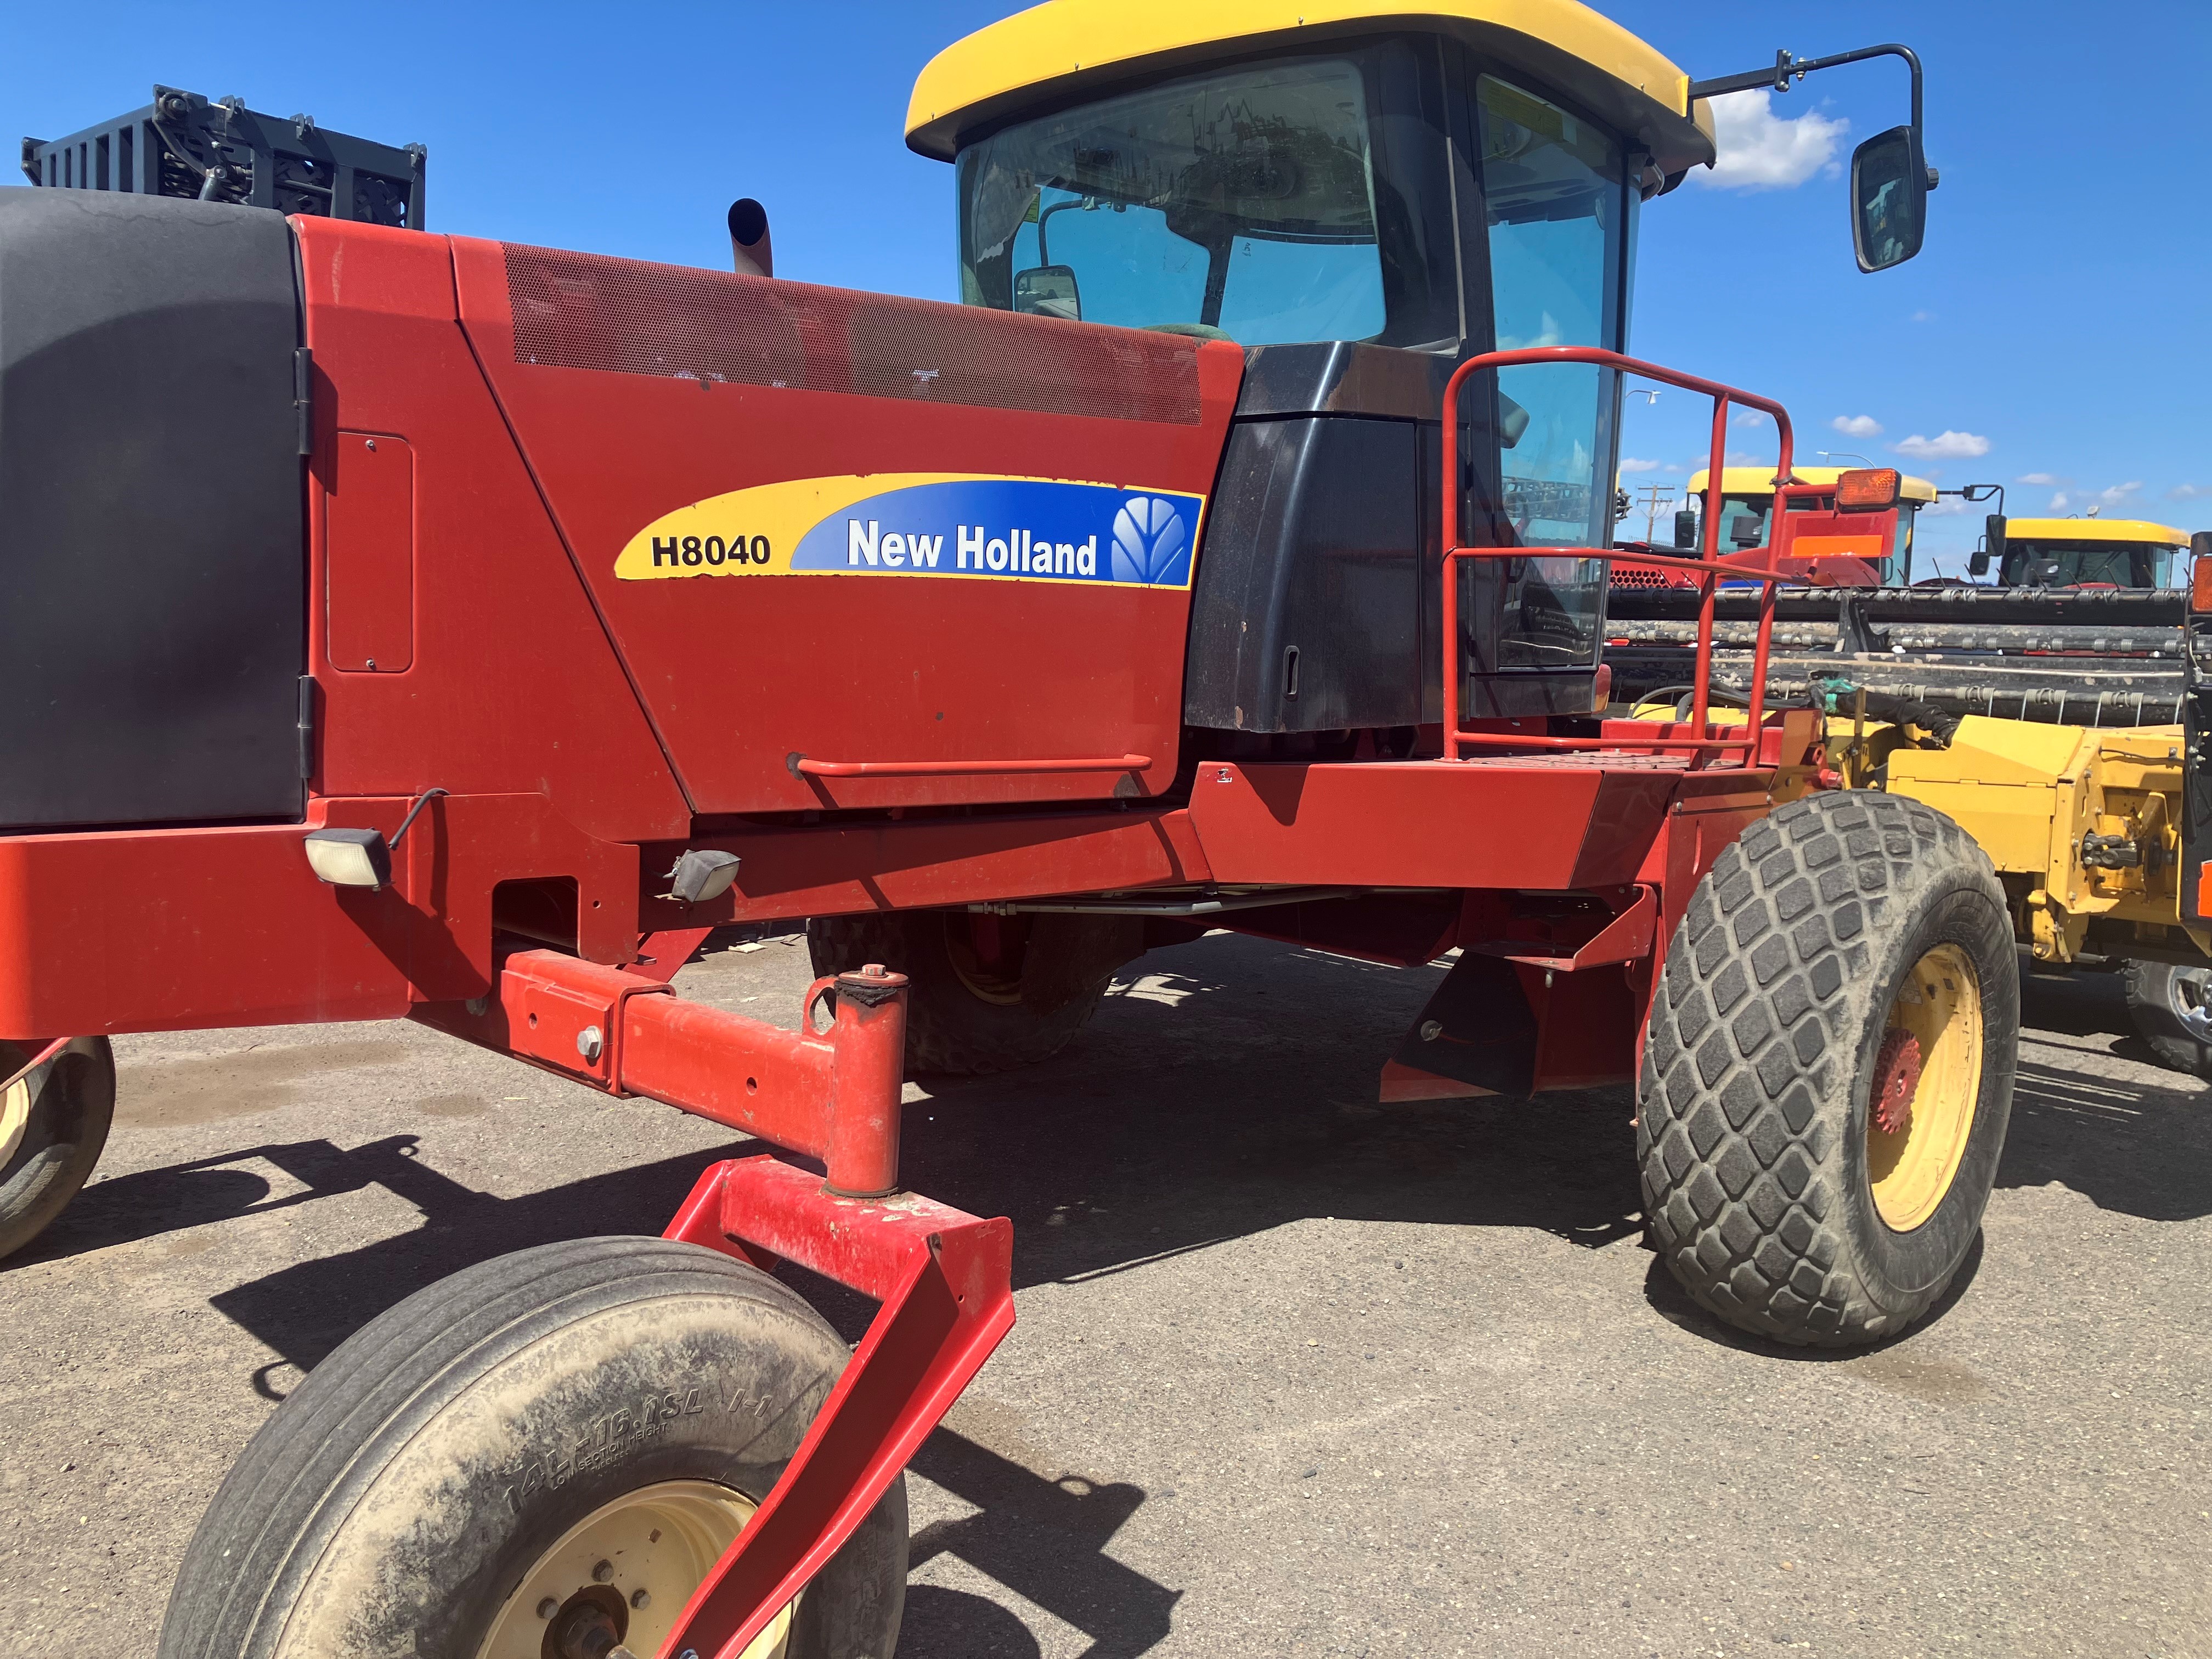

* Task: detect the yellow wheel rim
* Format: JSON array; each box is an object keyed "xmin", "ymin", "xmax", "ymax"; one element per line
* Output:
[
  {"xmin": 473, "ymin": 1479, "xmax": 792, "ymax": 1659},
  {"xmin": 0, "ymin": 1074, "xmax": 29, "ymax": 1170},
  {"xmin": 1866, "ymin": 943, "xmax": 1983, "ymax": 1232}
]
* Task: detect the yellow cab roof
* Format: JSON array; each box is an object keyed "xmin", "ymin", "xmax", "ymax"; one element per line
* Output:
[
  {"xmin": 1686, "ymin": 466, "xmax": 1939, "ymax": 503},
  {"xmin": 907, "ymin": 0, "xmax": 1717, "ymax": 172},
  {"xmin": 2001, "ymin": 517, "xmax": 2190, "ymax": 546}
]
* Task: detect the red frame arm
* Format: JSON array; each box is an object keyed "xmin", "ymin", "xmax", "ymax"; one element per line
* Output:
[{"xmin": 660, "ymin": 1156, "xmax": 1015, "ymax": 1659}]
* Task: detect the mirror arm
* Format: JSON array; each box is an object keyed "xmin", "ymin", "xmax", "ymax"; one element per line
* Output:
[
  {"xmin": 1691, "ymin": 43, "xmax": 1930, "ymax": 182},
  {"xmin": 1942, "ymin": 483, "xmax": 2006, "ymax": 516}
]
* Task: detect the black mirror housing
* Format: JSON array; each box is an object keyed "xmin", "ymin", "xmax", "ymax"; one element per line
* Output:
[
  {"xmin": 1673, "ymin": 508, "xmax": 1699, "ymax": 550},
  {"xmin": 1850, "ymin": 125, "xmax": 1929, "ymax": 272},
  {"xmin": 1985, "ymin": 514, "xmax": 2008, "ymax": 563},
  {"xmin": 1013, "ymin": 264, "xmax": 1082, "ymax": 321},
  {"xmin": 1967, "ymin": 549, "xmax": 1990, "ymax": 578},
  {"xmin": 2192, "ymin": 531, "xmax": 2212, "ymax": 562}
]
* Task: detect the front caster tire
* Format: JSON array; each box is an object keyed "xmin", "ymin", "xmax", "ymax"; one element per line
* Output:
[
  {"xmin": 0, "ymin": 1037, "xmax": 115, "ymax": 1261},
  {"xmin": 2121, "ymin": 958, "xmax": 2212, "ymax": 1079},
  {"xmin": 1638, "ymin": 792, "xmax": 2018, "ymax": 1348},
  {"xmin": 157, "ymin": 1237, "xmax": 906, "ymax": 1659}
]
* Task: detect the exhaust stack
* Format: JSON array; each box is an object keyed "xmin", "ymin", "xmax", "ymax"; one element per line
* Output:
[{"xmin": 727, "ymin": 198, "xmax": 772, "ymax": 278}]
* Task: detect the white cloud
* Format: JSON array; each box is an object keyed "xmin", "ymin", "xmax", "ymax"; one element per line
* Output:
[
  {"xmin": 1662, "ymin": 464, "xmax": 1683, "ymax": 474},
  {"xmin": 1831, "ymin": 415, "xmax": 1883, "ymax": 439},
  {"xmin": 2169, "ymin": 483, "xmax": 2208, "ymax": 501},
  {"xmin": 1921, "ymin": 496, "xmax": 1970, "ymax": 517},
  {"xmin": 2050, "ymin": 492, "xmax": 2070, "ymax": 511},
  {"xmin": 1893, "ymin": 430, "xmax": 1991, "ymax": 461},
  {"xmin": 1910, "ymin": 311, "xmax": 1936, "ymax": 323},
  {"xmin": 1618, "ymin": 457, "xmax": 1661, "ymax": 473},
  {"xmin": 2096, "ymin": 481, "xmax": 2145, "ymax": 509},
  {"xmin": 1695, "ymin": 91, "xmax": 1850, "ymax": 191},
  {"xmin": 2016, "ymin": 472, "xmax": 2061, "ymax": 486},
  {"xmin": 1733, "ymin": 409, "xmax": 1770, "ymax": 428}
]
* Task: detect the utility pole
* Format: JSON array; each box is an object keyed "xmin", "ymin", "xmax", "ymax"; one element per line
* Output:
[{"xmin": 1635, "ymin": 482, "xmax": 1676, "ymax": 544}]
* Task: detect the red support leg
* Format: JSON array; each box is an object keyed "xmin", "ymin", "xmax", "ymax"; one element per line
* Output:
[{"xmin": 661, "ymin": 1157, "xmax": 1015, "ymax": 1659}]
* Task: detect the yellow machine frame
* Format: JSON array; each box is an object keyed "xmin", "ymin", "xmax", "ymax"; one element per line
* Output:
[{"xmin": 1841, "ymin": 717, "xmax": 2204, "ymax": 967}]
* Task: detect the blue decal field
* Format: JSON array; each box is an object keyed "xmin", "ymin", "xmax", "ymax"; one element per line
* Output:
[{"xmin": 789, "ymin": 478, "xmax": 1200, "ymax": 588}]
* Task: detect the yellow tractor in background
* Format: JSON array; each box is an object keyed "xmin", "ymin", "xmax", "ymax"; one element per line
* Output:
[
  {"xmin": 1832, "ymin": 708, "xmax": 2212, "ymax": 1077},
  {"xmin": 1975, "ymin": 512, "xmax": 2194, "ymax": 589},
  {"xmin": 1677, "ymin": 463, "xmax": 1939, "ymax": 583},
  {"xmin": 1619, "ymin": 492, "xmax": 2212, "ymax": 1075}
]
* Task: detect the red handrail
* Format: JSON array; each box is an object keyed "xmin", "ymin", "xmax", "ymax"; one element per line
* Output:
[{"xmin": 1439, "ymin": 346, "xmax": 1797, "ymax": 765}]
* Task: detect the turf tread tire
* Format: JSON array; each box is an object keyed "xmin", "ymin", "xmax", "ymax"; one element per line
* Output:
[{"xmin": 1637, "ymin": 792, "xmax": 2018, "ymax": 1347}]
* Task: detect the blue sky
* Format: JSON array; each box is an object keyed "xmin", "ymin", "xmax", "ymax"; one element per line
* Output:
[{"xmin": 6, "ymin": 1, "xmax": 2205, "ymax": 573}]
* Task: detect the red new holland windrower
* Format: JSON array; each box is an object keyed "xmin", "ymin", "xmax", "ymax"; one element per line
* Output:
[{"xmin": 0, "ymin": 8, "xmax": 2011, "ymax": 1655}]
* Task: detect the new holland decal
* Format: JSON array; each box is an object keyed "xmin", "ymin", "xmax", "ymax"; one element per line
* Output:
[{"xmin": 614, "ymin": 474, "xmax": 1204, "ymax": 589}]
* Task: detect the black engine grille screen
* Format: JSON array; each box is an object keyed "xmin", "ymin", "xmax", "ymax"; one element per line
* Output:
[{"xmin": 504, "ymin": 243, "xmax": 1201, "ymax": 426}]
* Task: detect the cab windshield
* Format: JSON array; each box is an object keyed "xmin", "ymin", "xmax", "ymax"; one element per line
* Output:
[
  {"xmin": 2000, "ymin": 540, "xmax": 2166, "ymax": 588},
  {"xmin": 956, "ymin": 54, "xmax": 1392, "ymax": 345}
]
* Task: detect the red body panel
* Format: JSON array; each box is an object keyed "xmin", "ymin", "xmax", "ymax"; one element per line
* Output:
[
  {"xmin": 1186, "ymin": 760, "xmax": 1683, "ymax": 890},
  {"xmin": 1, "ymin": 223, "xmax": 1779, "ymax": 1065},
  {"xmin": 297, "ymin": 220, "xmax": 691, "ymax": 843},
  {"xmin": 450, "ymin": 237, "xmax": 1243, "ymax": 813},
  {"xmin": 643, "ymin": 806, "xmax": 1215, "ymax": 931},
  {"xmin": 0, "ymin": 792, "xmax": 638, "ymax": 1037}
]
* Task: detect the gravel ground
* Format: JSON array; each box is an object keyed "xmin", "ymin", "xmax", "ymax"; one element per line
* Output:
[{"xmin": 1, "ymin": 932, "xmax": 2204, "ymax": 1657}]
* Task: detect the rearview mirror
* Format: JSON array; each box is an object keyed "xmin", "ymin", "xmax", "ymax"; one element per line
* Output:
[
  {"xmin": 1013, "ymin": 264, "xmax": 1082, "ymax": 321},
  {"xmin": 1673, "ymin": 509, "xmax": 1699, "ymax": 550},
  {"xmin": 1986, "ymin": 515, "xmax": 2008, "ymax": 563},
  {"xmin": 1850, "ymin": 125, "xmax": 1929, "ymax": 273},
  {"xmin": 2193, "ymin": 531, "xmax": 2212, "ymax": 562},
  {"xmin": 1967, "ymin": 549, "xmax": 1990, "ymax": 578}
]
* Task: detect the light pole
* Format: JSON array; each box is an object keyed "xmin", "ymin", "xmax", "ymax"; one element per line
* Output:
[{"xmin": 1634, "ymin": 483, "xmax": 1676, "ymax": 544}]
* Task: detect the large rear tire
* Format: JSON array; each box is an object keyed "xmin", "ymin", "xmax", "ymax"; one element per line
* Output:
[
  {"xmin": 1638, "ymin": 792, "xmax": 2018, "ymax": 1347},
  {"xmin": 157, "ymin": 1237, "xmax": 906, "ymax": 1659},
  {"xmin": 0, "ymin": 1037, "xmax": 115, "ymax": 1261},
  {"xmin": 2122, "ymin": 958, "xmax": 2212, "ymax": 1079},
  {"xmin": 808, "ymin": 909, "xmax": 1139, "ymax": 1075}
]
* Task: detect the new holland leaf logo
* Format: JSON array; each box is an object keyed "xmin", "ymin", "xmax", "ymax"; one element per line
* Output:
[{"xmin": 1111, "ymin": 497, "xmax": 1192, "ymax": 585}]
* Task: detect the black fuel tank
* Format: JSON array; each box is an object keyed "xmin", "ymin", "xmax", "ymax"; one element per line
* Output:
[{"xmin": 0, "ymin": 190, "xmax": 304, "ymax": 830}]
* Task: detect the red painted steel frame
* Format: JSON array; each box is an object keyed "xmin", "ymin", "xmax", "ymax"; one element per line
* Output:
[
  {"xmin": 662, "ymin": 1158, "xmax": 1014, "ymax": 1659},
  {"xmin": 1440, "ymin": 346, "xmax": 1797, "ymax": 761},
  {"xmin": 419, "ymin": 950, "xmax": 911, "ymax": 1195}
]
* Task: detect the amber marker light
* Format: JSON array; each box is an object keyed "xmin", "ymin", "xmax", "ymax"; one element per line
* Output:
[{"xmin": 1835, "ymin": 468, "xmax": 1903, "ymax": 512}]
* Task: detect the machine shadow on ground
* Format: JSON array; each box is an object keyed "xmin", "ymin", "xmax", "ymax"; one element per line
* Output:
[
  {"xmin": 20, "ymin": 935, "xmax": 2207, "ymax": 1652},
  {"xmin": 2006, "ymin": 969, "xmax": 2212, "ymax": 1222},
  {"xmin": 32, "ymin": 939, "xmax": 2206, "ymax": 1355}
]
